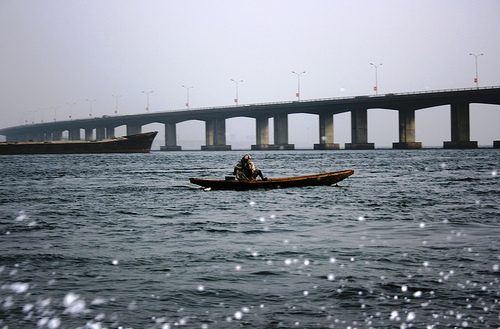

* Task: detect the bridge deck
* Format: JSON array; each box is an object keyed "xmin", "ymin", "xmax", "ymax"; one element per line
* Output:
[{"xmin": 1, "ymin": 86, "xmax": 499, "ymax": 149}]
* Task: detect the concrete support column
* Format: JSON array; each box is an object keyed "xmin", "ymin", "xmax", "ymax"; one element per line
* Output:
[
  {"xmin": 26, "ymin": 132, "xmax": 35, "ymax": 141},
  {"xmin": 270, "ymin": 114, "xmax": 294, "ymax": 150},
  {"xmin": 46, "ymin": 132, "xmax": 55, "ymax": 141},
  {"xmin": 393, "ymin": 108, "xmax": 422, "ymax": 149},
  {"xmin": 69, "ymin": 129, "xmax": 81, "ymax": 141},
  {"xmin": 52, "ymin": 131, "xmax": 62, "ymax": 141},
  {"xmin": 205, "ymin": 119, "xmax": 214, "ymax": 147},
  {"xmin": 251, "ymin": 116, "xmax": 270, "ymax": 150},
  {"xmin": 127, "ymin": 125, "xmax": 142, "ymax": 136},
  {"xmin": 444, "ymin": 102, "xmax": 477, "ymax": 149},
  {"xmin": 214, "ymin": 118, "xmax": 227, "ymax": 148},
  {"xmin": 202, "ymin": 118, "xmax": 231, "ymax": 150},
  {"xmin": 314, "ymin": 113, "xmax": 339, "ymax": 150},
  {"xmin": 345, "ymin": 108, "xmax": 375, "ymax": 149},
  {"xmin": 96, "ymin": 127, "xmax": 106, "ymax": 140},
  {"xmin": 85, "ymin": 128, "xmax": 93, "ymax": 141},
  {"xmin": 35, "ymin": 132, "xmax": 45, "ymax": 141},
  {"xmin": 106, "ymin": 127, "xmax": 115, "ymax": 139},
  {"xmin": 161, "ymin": 122, "xmax": 181, "ymax": 151}
]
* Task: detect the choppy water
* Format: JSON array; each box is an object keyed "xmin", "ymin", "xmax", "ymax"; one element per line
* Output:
[{"xmin": 0, "ymin": 149, "xmax": 499, "ymax": 329}]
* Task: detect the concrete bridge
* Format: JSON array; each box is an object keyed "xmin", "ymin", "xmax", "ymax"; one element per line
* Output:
[{"xmin": 1, "ymin": 86, "xmax": 499, "ymax": 150}]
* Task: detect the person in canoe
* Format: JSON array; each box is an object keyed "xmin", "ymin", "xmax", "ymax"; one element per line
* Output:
[{"xmin": 233, "ymin": 154, "xmax": 267, "ymax": 181}]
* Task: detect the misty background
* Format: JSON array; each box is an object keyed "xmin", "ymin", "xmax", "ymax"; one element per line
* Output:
[{"xmin": 0, "ymin": 0, "xmax": 499, "ymax": 149}]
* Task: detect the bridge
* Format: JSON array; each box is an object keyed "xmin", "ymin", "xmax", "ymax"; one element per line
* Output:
[{"xmin": 1, "ymin": 86, "xmax": 499, "ymax": 150}]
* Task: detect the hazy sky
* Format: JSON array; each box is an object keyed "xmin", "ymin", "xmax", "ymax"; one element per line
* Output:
[{"xmin": 1, "ymin": 0, "xmax": 499, "ymax": 148}]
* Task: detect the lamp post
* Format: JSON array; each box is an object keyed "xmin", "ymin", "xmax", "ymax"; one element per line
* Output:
[
  {"xmin": 370, "ymin": 63, "xmax": 382, "ymax": 95},
  {"xmin": 39, "ymin": 108, "xmax": 45, "ymax": 123},
  {"xmin": 142, "ymin": 91, "xmax": 153, "ymax": 113},
  {"xmin": 67, "ymin": 102, "xmax": 76, "ymax": 120},
  {"xmin": 231, "ymin": 79, "xmax": 243, "ymax": 105},
  {"xmin": 86, "ymin": 99, "xmax": 96, "ymax": 117},
  {"xmin": 469, "ymin": 53, "xmax": 483, "ymax": 89},
  {"xmin": 292, "ymin": 71, "xmax": 305, "ymax": 100},
  {"xmin": 182, "ymin": 85, "xmax": 194, "ymax": 109},
  {"xmin": 52, "ymin": 106, "xmax": 59, "ymax": 122},
  {"xmin": 112, "ymin": 95, "xmax": 121, "ymax": 115},
  {"xmin": 29, "ymin": 110, "xmax": 35, "ymax": 124}
]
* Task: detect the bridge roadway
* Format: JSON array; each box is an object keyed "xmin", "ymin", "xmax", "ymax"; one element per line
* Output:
[{"xmin": 1, "ymin": 86, "xmax": 499, "ymax": 150}]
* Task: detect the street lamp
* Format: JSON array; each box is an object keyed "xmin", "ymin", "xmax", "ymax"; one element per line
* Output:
[
  {"xmin": 142, "ymin": 91, "xmax": 153, "ymax": 113},
  {"xmin": 292, "ymin": 71, "xmax": 305, "ymax": 100},
  {"xmin": 29, "ymin": 110, "xmax": 35, "ymax": 124},
  {"xmin": 370, "ymin": 63, "xmax": 382, "ymax": 95},
  {"xmin": 469, "ymin": 53, "xmax": 483, "ymax": 89},
  {"xmin": 231, "ymin": 79, "xmax": 243, "ymax": 105},
  {"xmin": 112, "ymin": 95, "xmax": 121, "ymax": 115},
  {"xmin": 67, "ymin": 102, "xmax": 76, "ymax": 120},
  {"xmin": 52, "ymin": 106, "xmax": 59, "ymax": 122},
  {"xmin": 86, "ymin": 99, "xmax": 96, "ymax": 117},
  {"xmin": 39, "ymin": 108, "xmax": 45, "ymax": 123},
  {"xmin": 182, "ymin": 85, "xmax": 194, "ymax": 109}
]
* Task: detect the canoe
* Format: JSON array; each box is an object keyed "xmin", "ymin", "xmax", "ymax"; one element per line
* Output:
[
  {"xmin": 189, "ymin": 169, "xmax": 354, "ymax": 190},
  {"xmin": 0, "ymin": 131, "xmax": 157, "ymax": 155}
]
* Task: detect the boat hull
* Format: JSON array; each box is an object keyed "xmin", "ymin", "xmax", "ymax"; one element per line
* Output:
[
  {"xmin": 0, "ymin": 131, "xmax": 158, "ymax": 155},
  {"xmin": 189, "ymin": 169, "xmax": 354, "ymax": 190}
]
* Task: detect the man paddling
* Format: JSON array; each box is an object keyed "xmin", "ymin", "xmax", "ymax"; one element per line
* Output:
[{"xmin": 233, "ymin": 154, "xmax": 267, "ymax": 181}]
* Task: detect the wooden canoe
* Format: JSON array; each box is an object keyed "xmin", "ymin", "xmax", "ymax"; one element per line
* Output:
[{"xmin": 189, "ymin": 169, "xmax": 354, "ymax": 190}]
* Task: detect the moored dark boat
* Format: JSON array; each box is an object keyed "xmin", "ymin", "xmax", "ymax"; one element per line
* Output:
[
  {"xmin": 189, "ymin": 169, "xmax": 354, "ymax": 190},
  {"xmin": 0, "ymin": 131, "xmax": 157, "ymax": 155}
]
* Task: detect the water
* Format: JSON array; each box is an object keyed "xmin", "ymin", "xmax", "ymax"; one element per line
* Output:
[{"xmin": 0, "ymin": 149, "xmax": 499, "ymax": 328}]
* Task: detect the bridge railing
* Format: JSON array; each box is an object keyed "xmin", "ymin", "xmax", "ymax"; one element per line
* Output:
[
  {"xmin": 3, "ymin": 86, "xmax": 499, "ymax": 131},
  {"xmin": 153, "ymin": 85, "xmax": 500, "ymax": 114}
]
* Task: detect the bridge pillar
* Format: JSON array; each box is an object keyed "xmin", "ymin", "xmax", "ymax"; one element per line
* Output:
[
  {"xmin": 22, "ymin": 133, "xmax": 32, "ymax": 142},
  {"xmin": 314, "ymin": 113, "xmax": 339, "ymax": 150},
  {"xmin": 127, "ymin": 125, "xmax": 142, "ymax": 136},
  {"xmin": 251, "ymin": 116, "xmax": 270, "ymax": 150},
  {"xmin": 444, "ymin": 102, "xmax": 478, "ymax": 149},
  {"xmin": 34, "ymin": 132, "xmax": 45, "ymax": 141},
  {"xmin": 96, "ymin": 127, "xmax": 106, "ymax": 140},
  {"xmin": 25, "ymin": 132, "xmax": 35, "ymax": 141},
  {"xmin": 4, "ymin": 134, "xmax": 16, "ymax": 141},
  {"xmin": 46, "ymin": 132, "xmax": 54, "ymax": 141},
  {"xmin": 393, "ymin": 109, "xmax": 422, "ymax": 149},
  {"xmin": 69, "ymin": 128, "xmax": 81, "ymax": 141},
  {"xmin": 161, "ymin": 122, "xmax": 182, "ymax": 151},
  {"xmin": 85, "ymin": 128, "xmax": 93, "ymax": 140},
  {"xmin": 345, "ymin": 108, "xmax": 375, "ymax": 149},
  {"xmin": 202, "ymin": 118, "xmax": 231, "ymax": 151},
  {"xmin": 270, "ymin": 114, "xmax": 294, "ymax": 150},
  {"xmin": 106, "ymin": 126, "xmax": 115, "ymax": 139},
  {"xmin": 51, "ymin": 130, "xmax": 62, "ymax": 141}
]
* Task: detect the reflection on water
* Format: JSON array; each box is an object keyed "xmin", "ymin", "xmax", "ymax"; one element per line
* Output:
[{"xmin": 0, "ymin": 149, "xmax": 499, "ymax": 328}]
